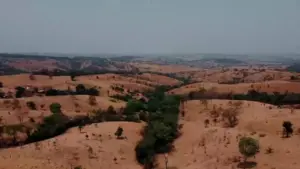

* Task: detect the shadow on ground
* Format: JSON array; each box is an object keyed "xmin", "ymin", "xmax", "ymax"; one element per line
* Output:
[{"xmin": 237, "ymin": 161, "xmax": 257, "ymax": 169}]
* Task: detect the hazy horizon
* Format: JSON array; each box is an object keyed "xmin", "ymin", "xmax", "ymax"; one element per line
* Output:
[{"xmin": 0, "ymin": 0, "xmax": 299, "ymax": 55}]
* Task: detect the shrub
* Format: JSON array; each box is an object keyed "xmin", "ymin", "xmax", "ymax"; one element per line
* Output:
[
  {"xmin": 26, "ymin": 101, "xmax": 37, "ymax": 110},
  {"xmin": 49, "ymin": 103, "xmax": 62, "ymax": 114},
  {"xmin": 222, "ymin": 108, "xmax": 239, "ymax": 127},
  {"xmin": 282, "ymin": 121, "xmax": 293, "ymax": 138},
  {"xmin": 238, "ymin": 137, "xmax": 259, "ymax": 162},
  {"xmin": 115, "ymin": 126, "xmax": 123, "ymax": 139},
  {"xmin": 0, "ymin": 81, "xmax": 3, "ymax": 88}
]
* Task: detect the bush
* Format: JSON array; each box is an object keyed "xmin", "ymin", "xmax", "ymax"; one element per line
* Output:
[
  {"xmin": 49, "ymin": 103, "xmax": 62, "ymax": 114},
  {"xmin": 282, "ymin": 121, "xmax": 293, "ymax": 138},
  {"xmin": 115, "ymin": 126, "xmax": 123, "ymax": 139},
  {"xmin": 26, "ymin": 101, "xmax": 37, "ymax": 110},
  {"xmin": 0, "ymin": 81, "xmax": 3, "ymax": 88},
  {"xmin": 238, "ymin": 137, "xmax": 259, "ymax": 162}
]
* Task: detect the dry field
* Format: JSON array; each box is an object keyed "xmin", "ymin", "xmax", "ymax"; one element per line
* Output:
[
  {"xmin": 154, "ymin": 100, "xmax": 300, "ymax": 169},
  {"xmin": 0, "ymin": 95, "xmax": 125, "ymax": 125},
  {"xmin": 168, "ymin": 80, "xmax": 300, "ymax": 95},
  {"xmin": 0, "ymin": 122, "xmax": 144, "ymax": 169}
]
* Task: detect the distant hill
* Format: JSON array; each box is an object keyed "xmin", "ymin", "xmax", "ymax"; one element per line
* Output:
[
  {"xmin": 0, "ymin": 53, "xmax": 139, "ymax": 75},
  {"xmin": 287, "ymin": 63, "xmax": 300, "ymax": 72}
]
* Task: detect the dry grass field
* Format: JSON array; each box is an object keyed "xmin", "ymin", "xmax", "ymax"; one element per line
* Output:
[
  {"xmin": 154, "ymin": 100, "xmax": 300, "ymax": 169},
  {"xmin": 0, "ymin": 122, "xmax": 144, "ymax": 169}
]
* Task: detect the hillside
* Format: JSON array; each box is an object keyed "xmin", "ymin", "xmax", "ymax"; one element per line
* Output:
[
  {"xmin": 154, "ymin": 100, "xmax": 300, "ymax": 169},
  {"xmin": 0, "ymin": 122, "xmax": 144, "ymax": 169}
]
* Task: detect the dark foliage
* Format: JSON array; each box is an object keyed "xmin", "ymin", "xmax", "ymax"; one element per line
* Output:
[
  {"xmin": 111, "ymin": 94, "xmax": 133, "ymax": 102},
  {"xmin": 49, "ymin": 103, "xmax": 62, "ymax": 114},
  {"xmin": 0, "ymin": 81, "xmax": 3, "ymax": 88},
  {"xmin": 135, "ymin": 87, "xmax": 180, "ymax": 166},
  {"xmin": 15, "ymin": 86, "xmax": 25, "ymax": 98}
]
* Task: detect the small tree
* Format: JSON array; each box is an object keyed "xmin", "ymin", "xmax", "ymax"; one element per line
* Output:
[
  {"xmin": 0, "ymin": 81, "xmax": 3, "ymax": 88},
  {"xmin": 239, "ymin": 137, "xmax": 259, "ymax": 162},
  {"xmin": 282, "ymin": 121, "xmax": 293, "ymax": 138},
  {"xmin": 115, "ymin": 126, "xmax": 123, "ymax": 139},
  {"xmin": 49, "ymin": 103, "xmax": 62, "ymax": 114}
]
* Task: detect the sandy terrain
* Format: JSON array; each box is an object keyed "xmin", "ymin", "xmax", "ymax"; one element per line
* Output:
[
  {"xmin": 168, "ymin": 80, "xmax": 300, "ymax": 95},
  {"xmin": 0, "ymin": 122, "xmax": 144, "ymax": 169},
  {"xmin": 155, "ymin": 100, "xmax": 300, "ymax": 169}
]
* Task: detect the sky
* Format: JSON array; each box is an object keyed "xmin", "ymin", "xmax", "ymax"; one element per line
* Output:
[{"xmin": 0, "ymin": 0, "xmax": 299, "ymax": 55}]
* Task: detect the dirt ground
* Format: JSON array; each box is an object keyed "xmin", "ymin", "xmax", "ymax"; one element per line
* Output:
[{"xmin": 0, "ymin": 122, "xmax": 144, "ymax": 169}]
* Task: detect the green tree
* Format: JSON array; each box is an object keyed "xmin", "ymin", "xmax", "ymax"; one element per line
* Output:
[
  {"xmin": 49, "ymin": 103, "xmax": 62, "ymax": 114},
  {"xmin": 239, "ymin": 137, "xmax": 259, "ymax": 162},
  {"xmin": 115, "ymin": 126, "xmax": 123, "ymax": 139}
]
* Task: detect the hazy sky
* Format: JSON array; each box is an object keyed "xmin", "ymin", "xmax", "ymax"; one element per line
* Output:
[{"xmin": 0, "ymin": 0, "xmax": 299, "ymax": 54}]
